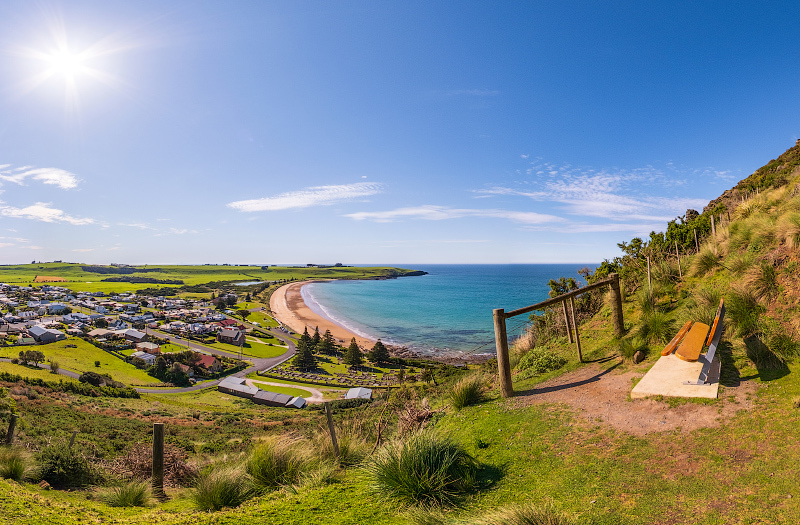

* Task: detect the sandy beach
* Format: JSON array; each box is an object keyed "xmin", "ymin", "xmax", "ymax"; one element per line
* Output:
[{"xmin": 270, "ymin": 281, "xmax": 377, "ymax": 349}]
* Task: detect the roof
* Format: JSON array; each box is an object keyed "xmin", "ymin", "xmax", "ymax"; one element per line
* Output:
[
  {"xmin": 345, "ymin": 387, "xmax": 373, "ymax": 400},
  {"xmin": 254, "ymin": 390, "xmax": 292, "ymax": 405},
  {"xmin": 28, "ymin": 325, "xmax": 48, "ymax": 337},
  {"xmin": 218, "ymin": 376, "xmax": 259, "ymax": 397},
  {"xmin": 286, "ymin": 396, "xmax": 307, "ymax": 409},
  {"xmin": 136, "ymin": 342, "xmax": 160, "ymax": 350},
  {"xmin": 124, "ymin": 329, "xmax": 146, "ymax": 339},
  {"xmin": 196, "ymin": 354, "xmax": 218, "ymax": 368},
  {"xmin": 87, "ymin": 328, "xmax": 113, "ymax": 337}
]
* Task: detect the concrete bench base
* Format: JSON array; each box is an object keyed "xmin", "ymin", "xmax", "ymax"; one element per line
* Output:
[{"xmin": 631, "ymin": 353, "xmax": 720, "ymax": 400}]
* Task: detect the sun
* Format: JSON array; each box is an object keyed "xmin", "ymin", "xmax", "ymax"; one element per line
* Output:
[{"xmin": 45, "ymin": 48, "xmax": 88, "ymax": 78}]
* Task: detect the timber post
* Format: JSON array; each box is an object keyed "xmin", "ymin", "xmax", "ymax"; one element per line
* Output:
[
  {"xmin": 562, "ymin": 301, "xmax": 573, "ymax": 343},
  {"xmin": 646, "ymin": 256, "xmax": 652, "ymax": 299},
  {"xmin": 69, "ymin": 430, "xmax": 78, "ymax": 449},
  {"xmin": 152, "ymin": 423, "xmax": 167, "ymax": 501},
  {"xmin": 5, "ymin": 414, "xmax": 17, "ymax": 445},
  {"xmin": 569, "ymin": 296, "xmax": 583, "ymax": 363},
  {"xmin": 675, "ymin": 241, "xmax": 682, "ymax": 279},
  {"xmin": 711, "ymin": 215, "xmax": 716, "ymax": 238},
  {"xmin": 324, "ymin": 402, "xmax": 340, "ymax": 460},
  {"xmin": 493, "ymin": 308, "xmax": 514, "ymax": 398},
  {"xmin": 694, "ymin": 229, "xmax": 699, "ymax": 251},
  {"xmin": 609, "ymin": 273, "xmax": 624, "ymax": 337}
]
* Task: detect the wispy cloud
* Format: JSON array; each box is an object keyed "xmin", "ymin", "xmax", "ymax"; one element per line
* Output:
[
  {"xmin": 229, "ymin": 182, "xmax": 382, "ymax": 212},
  {"xmin": 0, "ymin": 202, "xmax": 95, "ymax": 225},
  {"xmin": 72, "ymin": 248, "xmax": 94, "ymax": 252},
  {"xmin": 0, "ymin": 166, "xmax": 80, "ymax": 189},
  {"xmin": 345, "ymin": 205, "xmax": 561, "ymax": 224}
]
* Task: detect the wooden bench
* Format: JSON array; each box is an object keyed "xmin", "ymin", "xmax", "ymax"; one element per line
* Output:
[
  {"xmin": 685, "ymin": 299, "xmax": 725, "ymax": 385},
  {"xmin": 675, "ymin": 322, "xmax": 710, "ymax": 362},
  {"xmin": 661, "ymin": 320, "xmax": 693, "ymax": 356}
]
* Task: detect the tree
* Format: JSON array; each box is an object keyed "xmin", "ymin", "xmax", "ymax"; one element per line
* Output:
[
  {"xmin": 27, "ymin": 350, "xmax": 45, "ymax": 366},
  {"xmin": 17, "ymin": 350, "xmax": 29, "ymax": 366},
  {"xmin": 210, "ymin": 292, "xmax": 216, "ymax": 300},
  {"xmin": 312, "ymin": 326, "xmax": 321, "ymax": 348},
  {"xmin": 294, "ymin": 339, "xmax": 317, "ymax": 370},
  {"xmin": 95, "ymin": 318, "xmax": 108, "ymax": 328},
  {"xmin": 245, "ymin": 293, "xmax": 251, "ymax": 302},
  {"xmin": 226, "ymin": 296, "xmax": 237, "ymax": 307},
  {"xmin": 343, "ymin": 338, "xmax": 363, "ymax": 368},
  {"xmin": 420, "ymin": 368, "xmax": 437, "ymax": 385},
  {"xmin": 367, "ymin": 339, "xmax": 390, "ymax": 364},
  {"xmin": 237, "ymin": 309, "xmax": 251, "ymax": 320},
  {"xmin": 79, "ymin": 371, "xmax": 104, "ymax": 386},
  {"xmin": 216, "ymin": 299, "xmax": 227, "ymax": 311},
  {"xmin": 155, "ymin": 356, "xmax": 168, "ymax": 374},
  {"xmin": 319, "ymin": 330, "xmax": 337, "ymax": 355}
]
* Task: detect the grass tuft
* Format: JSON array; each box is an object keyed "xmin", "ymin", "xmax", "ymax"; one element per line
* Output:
[
  {"xmin": 364, "ymin": 432, "xmax": 479, "ymax": 506},
  {"xmin": 481, "ymin": 503, "xmax": 578, "ymax": 525},
  {"xmin": 192, "ymin": 466, "xmax": 254, "ymax": 511},
  {"xmin": 0, "ymin": 448, "xmax": 30, "ymax": 481},
  {"xmin": 246, "ymin": 436, "xmax": 309, "ymax": 492},
  {"xmin": 449, "ymin": 376, "xmax": 485, "ymax": 411},
  {"xmin": 777, "ymin": 212, "xmax": 800, "ymax": 248},
  {"xmin": 744, "ymin": 262, "xmax": 778, "ymax": 303},
  {"xmin": 692, "ymin": 248, "xmax": 720, "ymax": 277},
  {"xmin": 618, "ymin": 339, "xmax": 648, "ymax": 362},
  {"xmin": 636, "ymin": 310, "xmax": 675, "ymax": 346},
  {"xmin": 101, "ymin": 479, "xmax": 152, "ymax": 507},
  {"xmin": 727, "ymin": 288, "xmax": 764, "ymax": 338}
]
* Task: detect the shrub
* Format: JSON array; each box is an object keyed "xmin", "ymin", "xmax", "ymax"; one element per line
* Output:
[
  {"xmin": 727, "ymin": 252, "xmax": 755, "ymax": 276},
  {"xmin": 516, "ymin": 348, "xmax": 567, "ymax": 376},
  {"xmin": 364, "ymin": 432, "xmax": 479, "ymax": 506},
  {"xmin": 246, "ymin": 436, "xmax": 309, "ymax": 492},
  {"xmin": 38, "ymin": 443, "xmax": 100, "ymax": 488},
  {"xmin": 636, "ymin": 311, "xmax": 675, "ymax": 346},
  {"xmin": 192, "ymin": 466, "xmax": 254, "ymax": 511},
  {"xmin": 48, "ymin": 359, "xmax": 60, "ymax": 374},
  {"xmin": 745, "ymin": 262, "xmax": 778, "ymax": 303},
  {"xmin": 768, "ymin": 330, "xmax": 799, "ymax": 362},
  {"xmin": 695, "ymin": 287, "xmax": 722, "ymax": 308},
  {"xmin": 745, "ymin": 336, "xmax": 784, "ymax": 370},
  {"xmin": 727, "ymin": 289, "xmax": 764, "ymax": 338},
  {"xmin": 313, "ymin": 425, "xmax": 369, "ymax": 466},
  {"xmin": 0, "ymin": 448, "xmax": 30, "ymax": 481},
  {"xmin": 102, "ymin": 479, "xmax": 152, "ymax": 507},
  {"xmin": 692, "ymin": 248, "xmax": 720, "ymax": 277},
  {"xmin": 449, "ymin": 376, "xmax": 484, "ymax": 410}
]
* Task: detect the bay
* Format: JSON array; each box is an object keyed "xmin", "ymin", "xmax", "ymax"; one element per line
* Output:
[{"xmin": 302, "ymin": 264, "xmax": 598, "ymax": 358}]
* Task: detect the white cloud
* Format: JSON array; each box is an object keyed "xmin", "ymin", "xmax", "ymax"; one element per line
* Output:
[
  {"xmin": 0, "ymin": 202, "xmax": 95, "ymax": 225},
  {"xmin": 0, "ymin": 166, "xmax": 80, "ymax": 189},
  {"xmin": 229, "ymin": 182, "xmax": 382, "ymax": 212},
  {"xmin": 345, "ymin": 205, "xmax": 561, "ymax": 225},
  {"xmin": 0, "ymin": 242, "xmax": 13, "ymax": 248},
  {"xmin": 72, "ymin": 248, "xmax": 94, "ymax": 252}
]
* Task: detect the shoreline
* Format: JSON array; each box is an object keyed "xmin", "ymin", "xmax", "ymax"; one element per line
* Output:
[{"xmin": 269, "ymin": 280, "xmax": 493, "ymax": 364}]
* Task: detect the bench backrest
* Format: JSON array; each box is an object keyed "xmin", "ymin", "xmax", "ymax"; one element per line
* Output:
[{"xmin": 698, "ymin": 298, "xmax": 725, "ymax": 383}]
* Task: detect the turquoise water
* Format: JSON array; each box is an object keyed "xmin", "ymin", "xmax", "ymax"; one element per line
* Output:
[{"xmin": 302, "ymin": 264, "xmax": 597, "ymax": 358}]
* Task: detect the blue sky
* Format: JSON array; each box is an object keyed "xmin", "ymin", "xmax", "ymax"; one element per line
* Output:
[{"xmin": 0, "ymin": 1, "xmax": 798, "ymax": 265}]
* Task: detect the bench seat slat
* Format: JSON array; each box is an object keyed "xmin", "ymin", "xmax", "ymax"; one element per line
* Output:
[
  {"xmin": 661, "ymin": 320, "xmax": 693, "ymax": 356},
  {"xmin": 675, "ymin": 322, "xmax": 710, "ymax": 362}
]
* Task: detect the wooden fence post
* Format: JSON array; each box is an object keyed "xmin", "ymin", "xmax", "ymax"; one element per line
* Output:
[
  {"xmin": 562, "ymin": 301, "xmax": 573, "ymax": 343},
  {"xmin": 675, "ymin": 241, "xmax": 682, "ymax": 279},
  {"xmin": 69, "ymin": 431, "xmax": 78, "ymax": 449},
  {"xmin": 609, "ymin": 273, "xmax": 624, "ymax": 337},
  {"xmin": 568, "ymin": 296, "xmax": 583, "ymax": 363},
  {"xmin": 5, "ymin": 414, "xmax": 17, "ymax": 445},
  {"xmin": 646, "ymin": 256, "xmax": 652, "ymax": 299},
  {"xmin": 711, "ymin": 215, "xmax": 716, "ymax": 238},
  {"xmin": 324, "ymin": 403, "xmax": 340, "ymax": 460},
  {"xmin": 694, "ymin": 229, "xmax": 699, "ymax": 251},
  {"xmin": 493, "ymin": 309, "xmax": 514, "ymax": 398},
  {"xmin": 152, "ymin": 423, "xmax": 166, "ymax": 500}
]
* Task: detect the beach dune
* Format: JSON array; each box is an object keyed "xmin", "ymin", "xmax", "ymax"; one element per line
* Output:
[{"xmin": 270, "ymin": 281, "xmax": 377, "ymax": 349}]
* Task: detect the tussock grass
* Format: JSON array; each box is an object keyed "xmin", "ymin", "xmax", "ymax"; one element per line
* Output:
[
  {"xmin": 727, "ymin": 288, "xmax": 764, "ymax": 338},
  {"xmin": 744, "ymin": 262, "xmax": 779, "ymax": 302},
  {"xmin": 313, "ymin": 423, "xmax": 369, "ymax": 466},
  {"xmin": 777, "ymin": 212, "xmax": 800, "ymax": 248},
  {"xmin": 692, "ymin": 248, "xmax": 720, "ymax": 277},
  {"xmin": 618, "ymin": 339, "xmax": 647, "ymax": 362},
  {"xmin": 727, "ymin": 252, "xmax": 755, "ymax": 276},
  {"xmin": 364, "ymin": 432, "xmax": 479, "ymax": 506},
  {"xmin": 695, "ymin": 287, "xmax": 722, "ymax": 308},
  {"xmin": 449, "ymin": 376, "xmax": 484, "ymax": 410},
  {"xmin": 735, "ymin": 199, "xmax": 764, "ymax": 220},
  {"xmin": 727, "ymin": 221, "xmax": 753, "ymax": 253},
  {"xmin": 101, "ymin": 479, "xmax": 152, "ymax": 507},
  {"xmin": 636, "ymin": 310, "xmax": 675, "ymax": 346},
  {"xmin": 246, "ymin": 436, "xmax": 309, "ymax": 492},
  {"xmin": 192, "ymin": 466, "xmax": 254, "ymax": 511},
  {"xmin": 0, "ymin": 448, "xmax": 30, "ymax": 482},
  {"xmin": 480, "ymin": 503, "xmax": 577, "ymax": 525},
  {"xmin": 652, "ymin": 259, "xmax": 679, "ymax": 284}
]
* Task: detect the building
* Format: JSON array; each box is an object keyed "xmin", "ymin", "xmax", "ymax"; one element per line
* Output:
[
  {"xmin": 217, "ymin": 376, "xmax": 259, "ymax": 398},
  {"xmin": 345, "ymin": 387, "xmax": 373, "ymax": 400},
  {"xmin": 217, "ymin": 377, "xmax": 306, "ymax": 408},
  {"xmin": 28, "ymin": 325, "xmax": 66, "ymax": 343},
  {"xmin": 136, "ymin": 341, "xmax": 161, "ymax": 354},
  {"xmin": 129, "ymin": 351, "xmax": 157, "ymax": 366},
  {"xmin": 217, "ymin": 328, "xmax": 244, "ymax": 346},
  {"xmin": 196, "ymin": 354, "xmax": 223, "ymax": 373},
  {"xmin": 122, "ymin": 329, "xmax": 147, "ymax": 343}
]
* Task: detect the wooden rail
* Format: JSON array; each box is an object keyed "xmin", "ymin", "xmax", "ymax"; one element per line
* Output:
[{"xmin": 493, "ymin": 273, "xmax": 624, "ymax": 398}]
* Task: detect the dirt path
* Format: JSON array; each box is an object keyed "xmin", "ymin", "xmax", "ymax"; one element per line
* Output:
[
  {"xmin": 246, "ymin": 378, "xmax": 334, "ymax": 404},
  {"xmin": 511, "ymin": 358, "xmax": 757, "ymax": 436}
]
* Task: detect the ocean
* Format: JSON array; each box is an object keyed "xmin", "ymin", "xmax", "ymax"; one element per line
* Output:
[{"xmin": 301, "ymin": 264, "xmax": 597, "ymax": 358}]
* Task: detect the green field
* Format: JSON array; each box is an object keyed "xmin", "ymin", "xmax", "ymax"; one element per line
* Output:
[
  {"xmin": 0, "ymin": 361, "xmax": 79, "ymax": 383},
  {"xmin": 205, "ymin": 339, "xmax": 287, "ymax": 359},
  {"xmin": 0, "ymin": 338, "xmax": 160, "ymax": 386},
  {"xmin": 0, "ymin": 263, "xmax": 422, "ymax": 293}
]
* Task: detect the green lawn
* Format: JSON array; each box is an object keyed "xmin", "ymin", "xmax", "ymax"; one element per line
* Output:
[
  {"xmin": 0, "ymin": 339, "xmax": 160, "ymax": 386},
  {"xmin": 0, "ymin": 361, "xmax": 78, "ymax": 383},
  {"xmin": 206, "ymin": 340, "xmax": 287, "ymax": 359},
  {"xmin": 246, "ymin": 310, "xmax": 279, "ymax": 327}
]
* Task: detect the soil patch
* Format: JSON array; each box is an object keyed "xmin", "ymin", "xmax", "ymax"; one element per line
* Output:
[{"xmin": 512, "ymin": 359, "xmax": 757, "ymax": 436}]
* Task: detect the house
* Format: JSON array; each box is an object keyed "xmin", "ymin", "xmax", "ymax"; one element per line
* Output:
[
  {"xmin": 217, "ymin": 328, "xmax": 244, "ymax": 346},
  {"xmin": 285, "ymin": 396, "xmax": 307, "ymax": 409},
  {"xmin": 19, "ymin": 311, "xmax": 38, "ymax": 320},
  {"xmin": 217, "ymin": 376, "xmax": 259, "ymax": 398},
  {"xmin": 28, "ymin": 325, "xmax": 66, "ymax": 343},
  {"xmin": 218, "ymin": 319, "xmax": 238, "ymax": 328},
  {"xmin": 196, "ymin": 354, "xmax": 223, "ymax": 373},
  {"xmin": 62, "ymin": 312, "xmax": 90, "ymax": 324},
  {"xmin": 47, "ymin": 303, "xmax": 69, "ymax": 314},
  {"xmin": 109, "ymin": 319, "xmax": 128, "ymax": 330},
  {"xmin": 122, "ymin": 329, "xmax": 147, "ymax": 343},
  {"xmin": 87, "ymin": 328, "xmax": 114, "ymax": 338},
  {"xmin": 345, "ymin": 387, "xmax": 373, "ymax": 400},
  {"xmin": 17, "ymin": 336, "xmax": 36, "ymax": 345},
  {"xmin": 253, "ymin": 390, "xmax": 292, "ymax": 407},
  {"xmin": 175, "ymin": 363, "xmax": 194, "ymax": 378},
  {"xmin": 130, "ymin": 351, "xmax": 157, "ymax": 366},
  {"xmin": 136, "ymin": 341, "xmax": 161, "ymax": 354}
]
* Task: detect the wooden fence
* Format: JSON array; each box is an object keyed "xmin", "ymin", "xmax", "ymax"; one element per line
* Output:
[{"xmin": 492, "ymin": 273, "xmax": 624, "ymax": 398}]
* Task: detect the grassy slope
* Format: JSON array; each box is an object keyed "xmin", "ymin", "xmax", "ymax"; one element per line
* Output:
[{"xmin": 0, "ymin": 338, "xmax": 158, "ymax": 386}]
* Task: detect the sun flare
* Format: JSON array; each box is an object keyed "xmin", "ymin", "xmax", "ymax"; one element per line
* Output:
[{"xmin": 46, "ymin": 48, "xmax": 87, "ymax": 77}]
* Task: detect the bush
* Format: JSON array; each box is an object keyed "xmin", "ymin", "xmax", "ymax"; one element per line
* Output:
[
  {"xmin": 245, "ymin": 437, "xmax": 309, "ymax": 492},
  {"xmin": 192, "ymin": 467, "xmax": 254, "ymax": 511},
  {"xmin": 102, "ymin": 479, "xmax": 152, "ymax": 507},
  {"xmin": 364, "ymin": 432, "xmax": 479, "ymax": 506},
  {"xmin": 449, "ymin": 376, "xmax": 484, "ymax": 410},
  {"xmin": 48, "ymin": 359, "xmax": 60, "ymax": 374},
  {"xmin": 0, "ymin": 448, "xmax": 30, "ymax": 481},
  {"xmin": 636, "ymin": 310, "xmax": 675, "ymax": 346},
  {"xmin": 618, "ymin": 339, "xmax": 647, "ymax": 361},
  {"xmin": 38, "ymin": 443, "xmax": 100, "ymax": 488},
  {"xmin": 744, "ymin": 262, "xmax": 778, "ymax": 303},
  {"xmin": 516, "ymin": 348, "xmax": 567, "ymax": 376},
  {"xmin": 777, "ymin": 212, "xmax": 800, "ymax": 248}
]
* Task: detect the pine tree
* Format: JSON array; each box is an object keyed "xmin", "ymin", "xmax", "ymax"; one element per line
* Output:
[
  {"xmin": 312, "ymin": 326, "xmax": 321, "ymax": 347},
  {"xmin": 367, "ymin": 339, "xmax": 390, "ymax": 363},
  {"xmin": 294, "ymin": 339, "xmax": 317, "ymax": 370},
  {"xmin": 343, "ymin": 338, "xmax": 363, "ymax": 368},
  {"xmin": 320, "ymin": 330, "xmax": 337, "ymax": 355}
]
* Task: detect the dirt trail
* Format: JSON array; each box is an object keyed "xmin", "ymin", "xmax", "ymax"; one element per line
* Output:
[{"xmin": 511, "ymin": 359, "xmax": 757, "ymax": 436}]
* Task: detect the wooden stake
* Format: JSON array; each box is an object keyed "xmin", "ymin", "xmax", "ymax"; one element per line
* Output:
[
  {"xmin": 69, "ymin": 431, "xmax": 78, "ymax": 449},
  {"xmin": 694, "ymin": 229, "xmax": 699, "ymax": 251},
  {"xmin": 562, "ymin": 301, "xmax": 573, "ymax": 343},
  {"xmin": 711, "ymin": 215, "xmax": 716, "ymax": 238},
  {"xmin": 609, "ymin": 273, "xmax": 625, "ymax": 337},
  {"xmin": 324, "ymin": 403, "xmax": 340, "ymax": 460},
  {"xmin": 646, "ymin": 256, "xmax": 652, "ymax": 299},
  {"xmin": 493, "ymin": 308, "xmax": 514, "ymax": 398},
  {"xmin": 569, "ymin": 296, "xmax": 583, "ymax": 363},
  {"xmin": 152, "ymin": 423, "xmax": 167, "ymax": 501},
  {"xmin": 5, "ymin": 414, "xmax": 17, "ymax": 445},
  {"xmin": 675, "ymin": 241, "xmax": 682, "ymax": 279}
]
